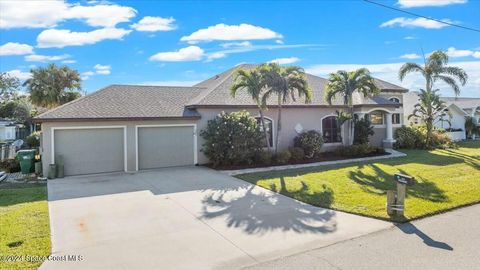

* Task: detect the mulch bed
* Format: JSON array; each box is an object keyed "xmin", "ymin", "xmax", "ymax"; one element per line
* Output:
[{"xmin": 205, "ymin": 151, "xmax": 391, "ymax": 170}]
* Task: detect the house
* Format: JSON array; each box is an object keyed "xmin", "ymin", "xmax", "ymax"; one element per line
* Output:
[
  {"xmin": 0, "ymin": 119, "xmax": 17, "ymax": 141},
  {"xmin": 403, "ymin": 91, "xmax": 480, "ymax": 141},
  {"xmin": 34, "ymin": 64, "xmax": 407, "ymax": 176}
]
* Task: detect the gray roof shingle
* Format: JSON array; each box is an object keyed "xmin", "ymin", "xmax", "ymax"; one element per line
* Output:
[{"xmin": 36, "ymin": 85, "xmax": 204, "ymax": 120}]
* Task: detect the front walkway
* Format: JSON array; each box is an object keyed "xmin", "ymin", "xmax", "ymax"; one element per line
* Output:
[
  {"xmin": 41, "ymin": 167, "xmax": 390, "ymax": 270},
  {"xmin": 245, "ymin": 204, "xmax": 480, "ymax": 270}
]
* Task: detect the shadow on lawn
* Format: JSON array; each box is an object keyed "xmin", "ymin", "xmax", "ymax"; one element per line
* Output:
[
  {"xmin": 0, "ymin": 183, "xmax": 47, "ymax": 207},
  {"xmin": 200, "ymin": 180, "xmax": 337, "ymax": 235}
]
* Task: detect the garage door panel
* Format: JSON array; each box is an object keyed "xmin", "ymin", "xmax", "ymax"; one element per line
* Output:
[
  {"xmin": 54, "ymin": 128, "xmax": 124, "ymax": 176},
  {"xmin": 138, "ymin": 126, "xmax": 194, "ymax": 170}
]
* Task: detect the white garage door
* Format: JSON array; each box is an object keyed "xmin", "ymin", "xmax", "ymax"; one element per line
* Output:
[
  {"xmin": 54, "ymin": 128, "xmax": 125, "ymax": 176},
  {"xmin": 137, "ymin": 126, "xmax": 195, "ymax": 170}
]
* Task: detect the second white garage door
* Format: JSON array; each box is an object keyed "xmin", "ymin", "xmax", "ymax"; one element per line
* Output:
[{"xmin": 137, "ymin": 125, "xmax": 196, "ymax": 170}]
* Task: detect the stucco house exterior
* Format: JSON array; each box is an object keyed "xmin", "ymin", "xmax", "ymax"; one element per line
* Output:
[{"xmin": 34, "ymin": 64, "xmax": 407, "ymax": 176}]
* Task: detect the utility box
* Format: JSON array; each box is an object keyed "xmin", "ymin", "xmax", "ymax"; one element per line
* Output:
[{"xmin": 16, "ymin": 149, "xmax": 36, "ymax": 174}]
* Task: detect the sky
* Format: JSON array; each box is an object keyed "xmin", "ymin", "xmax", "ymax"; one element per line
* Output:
[{"xmin": 0, "ymin": 0, "xmax": 479, "ymax": 97}]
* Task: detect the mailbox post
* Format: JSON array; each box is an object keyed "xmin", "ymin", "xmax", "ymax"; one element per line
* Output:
[{"xmin": 387, "ymin": 173, "xmax": 415, "ymax": 216}]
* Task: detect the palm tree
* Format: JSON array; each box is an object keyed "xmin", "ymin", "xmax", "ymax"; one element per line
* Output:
[
  {"xmin": 399, "ymin": 50, "xmax": 468, "ymax": 145},
  {"xmin": 24, "ymin": 64, "xmax": 82, "ymax": 108},
  {"xmin": 325, "ymin": 68, "xmax": 380, "ymax": 145},
  {"xmin": 230, "ymin": 69, "xmax": 272, "ymax": 151},
  {"xmin": 260, "ymin": 63, "xmax": 312, "ymax": 152}
]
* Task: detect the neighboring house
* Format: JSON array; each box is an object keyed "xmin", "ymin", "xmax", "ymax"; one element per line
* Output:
[
  {"xmin": 34, "ymin": 64, "xmax": 407, "ymax": 176},
  {"xmin": 404, "ymin": 92, "xmax": 480, "ymax": 141},
  {"xmin": 0, "ymin": 119, "xmax": 17, "ymax": 141}
]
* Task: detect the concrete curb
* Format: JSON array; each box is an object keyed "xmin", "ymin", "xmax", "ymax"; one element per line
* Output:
[{"xmin": 220, "ymin": 149, "xmax": 407, "ymax": 176}]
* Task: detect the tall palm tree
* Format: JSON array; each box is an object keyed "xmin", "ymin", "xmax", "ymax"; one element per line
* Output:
[
  {"xmin": 230, "ymin": 69, "xmax": 272, "ymax": 151},
  {"xmin": 399, "ymin": 50, "xmax": 468, "ymax": 145},
  {"xmin": 260, "ymin": 63, "xmax": 312, "ymax": 152},
  {"xmin": 325, "ymin": 68, "xmax": 379, "ymax": 145},
  {"xmin": 24, "ymin": 64, "xmax": 82, "ymax": 108}
]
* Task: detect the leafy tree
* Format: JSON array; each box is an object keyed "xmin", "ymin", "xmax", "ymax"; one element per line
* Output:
[
  {"xmin": 399, "ymin": 50, "xmax": 468, "ymax": 146},
  {"xmin": 0, "ymin": 98, "xmax": 32, "ymax": 123},
  {"xmin": 353, "ymin": 117, "xmax": 374, "ymax": 145},
  {"xmin": 0, "ymin": 72, "xmax": 20, "ymax": 103},
  {"xmin": 23, "ymin": 64, "xmax": 82, "ymax": 108},
  {"xmin": 260, "ymin": 63, "xmax": 312, "ymax": 152},
  {"xmin": 325, "ymin": 68, "xmax": 380, "ymax": 145},
  {"xmin": 231, "ymin": 69, "xmax": 272, "ymax": 151}
]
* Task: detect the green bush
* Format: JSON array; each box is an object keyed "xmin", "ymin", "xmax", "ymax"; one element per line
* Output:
[
  {"xmin": 275, "ymin": 150, "xmax": 292, "ymax": 164},
  {"xmin": 0, "ymin": 158, "xmax": 20, "ymax": 173},
  {"xmin": 293, "ymin": 130, "xmax": 324, "ymax": 158},
  {"xmin": 289, "ymin": 147, "xmax": 305, "ymax": 162},
  {"xmin": 25, "ymin": 131, "xmax": 41, "ymax": 148},
  {"xmin": 335, "ymin": 144, "xmax": 384, "ymax": 157},
  {"xmin": 255, "ymin": 150, "xmax": 273, "ymax": 165},
  {"xmin": 354, "ymin": 118, "xmax": 374, "ymax": 145},
  {"xmin": 200, "ymin": 111, "xmax": 264, "ymax": 167},
  {"xmin": 394, "ymin": 126, "xmax": 423, "ymax": 149}
]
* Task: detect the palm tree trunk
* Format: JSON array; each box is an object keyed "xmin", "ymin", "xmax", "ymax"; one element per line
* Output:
[
  {"xmin": 349, "ymin": 106, "xmax": 354, "ymax": 145},
  {"xmin": 425, "ymin": 76, "xmax": 433, "ymax": 148},
  {"xmin": 276, "ymin": 95, "xmax": 282, "ymax": 153},
  {"xmin": 258, "ymin": 108, "xmax": 271, "ymax": 152}
]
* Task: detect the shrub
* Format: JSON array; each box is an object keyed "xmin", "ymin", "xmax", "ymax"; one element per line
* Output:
[
  {"xmin": 353, "ymin": 118, "xmax": 374, "ymax": 145},
  {"xmin": 430, "ymin": 130, "xmax": 456, "ymax": 149},
  {"xmin": 335, "ymin": 143, "xmax": 384, "ymax": 157},
  {"xmin": 394, "ymin": 126, "xmax": 423, "ymax": 149},
  {"xmin": 25, "ymin": 131, "xmax": 41, "ymax": 148},
  {"xmin": 255, "ymin": 150, "xmax": 273, "ymax": 165},
  {"xmin": 0, "ymin": 158, "xmax": 20, "ymax": 173},
  {"xmin": 289, "ymin": 147, "xmax": 305, "ymax": 162},
  {"xmin": 293, "ymin": 130, "xmax": 324, "ymax": 159},
  {"xmin": 200, "ymin": 111, "xmax": 264, "ymax": 167},
  {"xmin": 275, "ymin": 150, "xmax": 292, "ymax": 164}
]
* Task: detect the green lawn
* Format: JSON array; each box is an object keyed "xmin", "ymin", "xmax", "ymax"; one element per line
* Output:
[
  {"xmin": 237, "ymin": 141, "xmax": 480, "ymax": 222},
  {"xmin": 0, "ymin": 183, "xmax": 51, "ymax": 270}
]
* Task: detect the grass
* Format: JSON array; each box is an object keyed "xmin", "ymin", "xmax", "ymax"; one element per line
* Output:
[
  {"xmin": 0, "ymin": 182, "xmax": 51, "ymax": 270},
  {"xmin": 236, "ymin": 141, "xmax": 480, "ymax": 222}
]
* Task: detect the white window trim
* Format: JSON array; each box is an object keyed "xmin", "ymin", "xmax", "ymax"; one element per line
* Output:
[
  {"xmin": 388, "ymin": 97, "xmax": 401, "ymax": 103},
  {"xmin": 254, "ymin": 115, "xmax": 275, "ymax": 149},
  {"xmin": 135, "ymin": 124, "xmax": 197, "ymax": 171},
  {"xmin": 320, "ymin": 114, "xmax": 343, "ymax": 144},
  {"xmin": 51, "ymin": 126, "xmax": 128, "ymax": 173}
]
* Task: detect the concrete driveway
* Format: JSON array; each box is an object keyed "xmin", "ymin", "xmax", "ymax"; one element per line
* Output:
[{"xmin": 41, "ymin": 167, "xmax": 391, "ymax": 270}]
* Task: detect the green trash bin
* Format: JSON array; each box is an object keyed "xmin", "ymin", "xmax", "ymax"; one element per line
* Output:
[{"xmin": 16, "ymin": 149, "xmax": 36, "ymax": 174}]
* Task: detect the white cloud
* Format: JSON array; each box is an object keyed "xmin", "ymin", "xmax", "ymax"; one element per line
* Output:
[
  {"xmin": 25, "ymin": 54, "xmax": 70, "ymax": 62},
  {"xmin": 206, "ymin": 52, "xmax": 227, "ymax": 62},
  {"xmin": 180, "ymin": 23, "xmax": 283, "ymax": 44},
  {"xmin": 0, "ymin": 1, "xmax": 137, "ymax": 29},
  {"xmin": 445, "ymin": 47, "xmax": 479, "ymax": 58},
  {"xmin": 380, "ymin": 17, "xmax": 452, "ymax": 29},
  {"xmin": 473, "ymin": 52, "xmax": 480, "ymax": 59},
  {"xmin": 62, "ymin": 60, "xmax": 76, "ymax": 64},
  {"xmin": 220, "ymin": 41, "xmax": 252, "ymax": 48},
  {"xmin": 268, "ymin": 57, "xmax": 300, "ymax": 65},
  {"xmin": 0, "ymin": 42, "xmax": 34, "ymax": 56},
  {"xmin": 306, "ymin": 61, "xmax": 480, "ymax": 97},
  {"xmin": 94, "ymin": 64, "xmax": 111, "ymax": 74},
  {"xmin": 37, "ymin": 28, "xmax": 131, "ymax": 48},
  {"xmin": 81, "ymin": 71, "xmax": 95, "ymax": 80},
  {"xmin": 275, "ymin": 39, "xmax": 284, "ymax": 44},
  {"xmin": 398, "ymin": 0, "xmax": 467, "ymax": 8},
  {"xmin": 400, "ymin": 53, "xmax": 421, "ymax": 59},
  {"xmin": 131, "ymin": 16, "xmax": 176, "ymax": 32},
  {"xmin": 149, "ymin": 46, "xmax": 205, "ymax": 62},
  {"xmin": 5, "ymin": 69, "xmax": 31, "ymax": 80}
]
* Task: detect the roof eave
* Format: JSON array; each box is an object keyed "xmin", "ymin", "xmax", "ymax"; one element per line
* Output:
[{"xmin": 33, "ymin": 116, "xmax": 201, "ymax": 123}]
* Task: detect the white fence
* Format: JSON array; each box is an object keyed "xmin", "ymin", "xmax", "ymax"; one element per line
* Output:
[{"xmin": 0, "ymin": 144, "xmax": 16, "ymax": 161}]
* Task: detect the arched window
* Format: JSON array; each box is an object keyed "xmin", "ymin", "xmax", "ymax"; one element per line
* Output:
[
  {"xmin": 255, "ymin": 117, "xmax": 273, "ymax": 148},
  {"xmin": 389, "ymin": 97, "xmax": 400, "ymax": 103},
  {"xmin": 322, "ymin": 116, "xmax": 342, "ymax": 143}
]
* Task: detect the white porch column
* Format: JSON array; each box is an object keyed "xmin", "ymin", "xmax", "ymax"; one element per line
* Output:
[
  {"xmin": 383, "ymin": 112, "xmax": 395, "ymax": 149},
  {"xmin": 356, "ymin": 113, "xmax": 365, "ymax": 119}
]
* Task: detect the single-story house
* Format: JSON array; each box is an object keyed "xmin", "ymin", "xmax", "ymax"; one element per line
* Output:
[
  {"xmin": 34, "ymin": 64, "xmax": 407, "ymax": 176},
  {"xmin": 0, "ymin": 118, "xmax": 17, "ymax": 141},
  {"xmin": 404, "ymin": 92, "xmax": 480, "ymax": 141}
]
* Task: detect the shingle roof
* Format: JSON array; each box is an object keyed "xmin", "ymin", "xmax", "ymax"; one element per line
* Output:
[
  {"xmin": 440, "ymin": 97, "xmax": 480, "ymax": 109},
  {"xmin": 36, "ymin": 85, "xmax": 204, "ymax": 120},
  {"xmin": 188, "ymin": 64, "xmax": 405, "ymax": 107}
]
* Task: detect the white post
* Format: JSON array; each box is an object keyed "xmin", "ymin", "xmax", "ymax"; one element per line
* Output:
[{"xmin": 383, "ymin": 112, "xmax": 395, "ymax": 149}]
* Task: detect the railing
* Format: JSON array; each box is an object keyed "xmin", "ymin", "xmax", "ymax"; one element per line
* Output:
[{"xmin": 0, "ymin": 144, "xmax": 16, "ymax": 161}]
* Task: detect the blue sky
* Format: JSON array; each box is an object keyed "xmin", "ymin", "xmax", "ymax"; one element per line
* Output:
[{"xmin": 1, "ymin": 0, "xmax": 479, "ymax": 97}]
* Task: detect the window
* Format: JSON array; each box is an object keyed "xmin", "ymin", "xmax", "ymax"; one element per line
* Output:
[
  {"xmin": 255, "ymin": 117, "xmax": 273, "ymax": 148},
  {"xmin": 322, "ymin": 116, "xmax": 342, "ymax": 143},
  {"xmin": 369, "ymin": 111, "xmax": 384, "ymax": 125},
  {"xmin": 389, "ymin": 97, "xmax": 400, "ymax": 103},
  {"xmin": 392, "ymin": 113, "xmax": 401, "ymax": 124}
]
